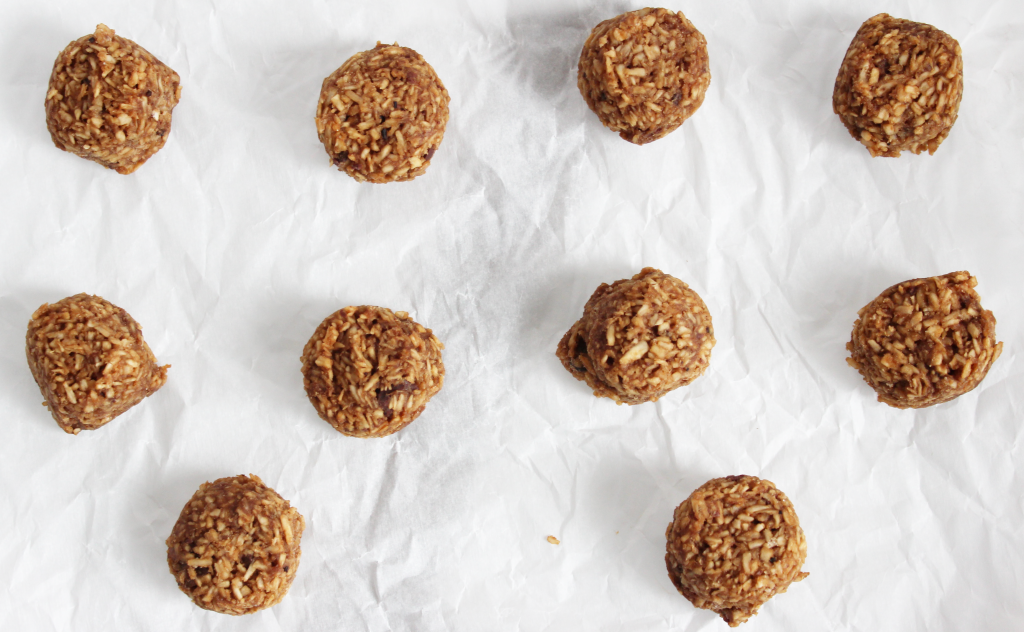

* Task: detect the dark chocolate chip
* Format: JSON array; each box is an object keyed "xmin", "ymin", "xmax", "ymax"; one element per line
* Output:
[
  {"xmin": 380, "ymin": 115, "xmax": 386, "ymax": 123},
  {"xmin": 572, "ymin": 336, "xmax": 588, "ymax": 368},
  {"xmin": 769, "ymin": 556, "xmax": 777, "ymax": 564},
  {"xmin": 195, "ymin": 566, "xmax": 209, "ymax": 576},
  {"xmin": 424, "ymin": 147, "xmax": 436, "ymax": 161},
  {"xmin": 184, "ymin": 578, "xmax": 197, "ymax": 589},
  {"xmin": 283, "ymin": 566, "xmax": 290, "ymax": 572},
  {"xmin": 376, "ymin": 381, "xmax": 418, "ymax": 421},
  {"xmin": 240, "ymin": 554, "xmax": 254, "ymax": 567},
  {"xmin": 89, "ymin": 37, "xmax": 96, "ymax": 43},
  {"xmin": 381, "ymin": 127, "xmax": 388, "ymax": 142},
  {"xmin": 156, "ymin": 129, "xmax": 164, "ymax": 136},
  {"xmin": 376, "ymin": 392, "xmax": 395, "ymax": 420},
  {"xmin": 672, "ymin": 91, "xmax": 683, "ymax": 106},
  {"xmin": 81, "ymin": 77, "xmax": 90, "ymax": 85},
  {"xmin": 146, "ymin": 90, "xmax": 152, "ymax": 97}
]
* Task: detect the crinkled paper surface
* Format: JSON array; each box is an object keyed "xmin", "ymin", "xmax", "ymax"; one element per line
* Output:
[{"xmin": 1, "ymin": 1, "xmax": 1022, "ymax": 630}]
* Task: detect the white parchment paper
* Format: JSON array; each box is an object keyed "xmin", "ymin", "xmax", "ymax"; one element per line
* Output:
[{"xmin": 1, "ymin": 1, "xmax": 1022, "ymax": 630}]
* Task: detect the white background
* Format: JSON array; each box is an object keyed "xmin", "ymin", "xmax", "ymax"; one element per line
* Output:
[{"xmin": 1, "ymin": 1, "xmax": 1022, "ymax": 630}]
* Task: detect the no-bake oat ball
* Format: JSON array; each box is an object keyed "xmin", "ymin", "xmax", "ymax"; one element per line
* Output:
[
  {"xmin": 847, "ymin": 271, "xmax": 1002, "ymax": 409},
  {"xmin": 315, "ymin": 43, "xmax": 450, "ymax": 183},
  {"xmin": 301, "ymin": 305, "xmax": 445, "ymax": 437},
  {"xmin": 166, "ymin": 474, "xmax": 305, "ymax": 615},
  {"xmin": 25, "ymin": 293, "xmax": 169, "ymax": 434},
  {"xmin": 44, "ymin": 24, "xmax": 182, "ymax": 174},
  {"xmin": 833, "ymin": 13, "xmax": 963, "ymax": 157},
  {"xmin": 666, "ymin": 475, "xmax": 809, "ymax": 627},
  {"xmin": 577, "ymin": 8, "xmax": 710, "ymax": 145},
  {"xmin": 556, "ymin": 268, "xmax": 714, "ymax": 405}
]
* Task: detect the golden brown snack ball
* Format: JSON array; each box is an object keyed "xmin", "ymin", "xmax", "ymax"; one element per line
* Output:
[
  {"xmin": 44, "ymin": 24, "xmax": 182, "ymax": 174},
  {"xmin": 577, "ymin": 8, "xmax": 710, "ymax": 145},
  {"xmin": 300, "ymin": 305, "xmax": 445, "ymax": 437},
  {"xmin": 833, "ymin": 13, "xmax": 963, "ymax": 157},
  {"xmin": 847, "ymin": 271, "xmax": 1002, "ymax": 409},
  {"xmin": 666, "ymin": 475, "xmax": 809, "ymax": 627},
  {"xmin": 25, "ymin": 293, "xmax": 169, "ymax": 434},
  {"xmin": 315, "ymin": 43, "xmax": 450, "ymax": 182},
  {"xmin": 166, "ymin": 475, "xmax": 305, "ymax": 615},
  {"xmin": 556, "ymin": 267, "xmax": 714, "ymax": 405}
]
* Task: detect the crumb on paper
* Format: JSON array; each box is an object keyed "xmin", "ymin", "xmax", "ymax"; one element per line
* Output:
[{"xmin": 547, "ymin": 536, "xmax": 560, "ymax": 545}]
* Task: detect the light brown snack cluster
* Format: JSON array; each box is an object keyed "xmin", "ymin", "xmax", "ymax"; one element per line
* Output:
[
  {"xmin": 847, "ymin": 271, "xmax": 1002, "ymax": 409},
  {"xmin": 556, "ymin": 268, "xmax": 714, "ymax": 405},
  {"xmin": 666, "ymin": 475, "xmax": 808, "ymax": 627},
  {"xmin": 577, "ymin": 8, "xmax": 710, "ymax": 145},
  {"xmin": 25, "ymin": 293, "xmax": 168, "ymax": 434},
  {"xmin": 301, "ymin": 305, "xmax": 445, "ymax": 437},
  {"xmin": 833, "ymin": 13, "xmax": 963, "ymax": 157},
  {"xmin": 44, "ymin": 24, "xmax": 182, "ymax": 174},
  {"xmin": 315, "ymin": 43, "xmax": 450, "ymax": 183},
  {"xmin": 166, "ymin": 475, "xmax": 305, "ymax": 615}
]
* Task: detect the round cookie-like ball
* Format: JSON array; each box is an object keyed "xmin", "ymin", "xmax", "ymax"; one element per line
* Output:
[
  {"xmin": 315, "ymin": 43, "xmax": 450, "ymax": 183},
  {"xmin": 577, "ymin": 8, "xmax": 710, "ymax": 145},
  {"xmin": 166, "ymin": 475, "xmax": 305, "ymax": 615},
  {"xmin": 556, "ymin": 267, "xmax": 714, "ymax": 405},
  {"xmin": 44, "ymin": 24, "xmax": 182, "ymax": 174},
  {"xmin": 25, "ymin": 293, "xmax": 169, "ymax": 434},
  {"xmin": 300, "ymin": 305, "xmax": 445, "ymax": 437},
  {"xmin": 666, "ymin": 475, "xmax": 809, "ymax": 627},
  {"xmin": 832, "ymin": 13, "xmax": 963, "ymax": 157},
  {"xmin": 847, "ymin": 271, "xmax": 1002, "ymax": 409}
]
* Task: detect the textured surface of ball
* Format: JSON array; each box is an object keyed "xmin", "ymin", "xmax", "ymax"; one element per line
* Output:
[
  {"xmin": 557, "ymin": 268, "xmax": 714, "ymax": 405},
  {"xmin": 847, "ymin": 271, "xmax": 1002, "ymax": 408},
  {"xmin": 578, "ymin": 8, "xmax": 710, "ymax": 144},
  {"xmin": 301, "ymin": 305, "xmax": 445, "ymax": 437},
  {"xmin": 666, "ymin": 475, "xmax": 809, "ymax": 627},
  {"xmin": 25, "ymin": 293, "xmax": 168, "ymax": 434},
  {"xmin": 316, "ymin": 43, "xmax": 449, "ymax": 182},
  {"xmin": 833, "ymin": 13, "xmax": 963, "ymax": 157},
  {"xmin": 166, "ymin": 475, "xmax": 305, "ymax": 615},
  {"xmin": 44, "ymin": 24, "xmax": 182, "ymax": 174}
]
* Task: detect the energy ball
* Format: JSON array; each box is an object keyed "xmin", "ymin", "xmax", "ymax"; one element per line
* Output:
[
  {"xmin": 666, "ymin": 475, "xmax": 809, "ymax": 627},
  {"xmin": 25, "ymin": 293, "xmax": 169, "ymax": 434},
  {"xmin": 315, "ymin": 43, "xmax": 450, "ymax": 183},
  {"xmin": 847, "ymin": 271, "xmax": 1002, "ymax": 409},
  {"xmin": 301, "ymin": 305, "xmax": 445, "ymax": 437},
  {"xmin": 833, "ymin": 14, "xmax": 963, "ymax": 157},
  {"xmin": 166, "ymin": 475, "xmax": 305, "ymax": 615},
  {"xmin": 577, "ymin": 8, "xmax": 710, "ymax": 145},
  {"xmin": 556, "ymin": 268, "xmax": 714, "ymax": 405},
  {"xmin": 44, "ymin": 24, "xmax": 182, "ymax": 174}
]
